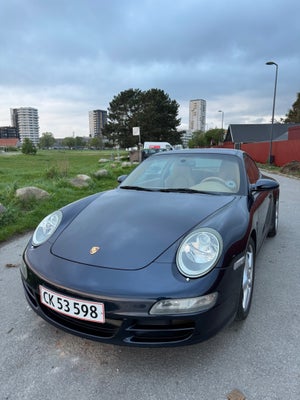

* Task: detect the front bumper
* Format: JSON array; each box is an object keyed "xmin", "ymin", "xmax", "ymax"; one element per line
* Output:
[{"xmin": 21, "ymin": 256, "xmax": 242, "ymax": 347}]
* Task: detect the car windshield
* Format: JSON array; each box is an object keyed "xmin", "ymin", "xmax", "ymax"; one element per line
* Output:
[{"xmin": 120, "ymin": 153, "xmax": 242, "ymax": 194}]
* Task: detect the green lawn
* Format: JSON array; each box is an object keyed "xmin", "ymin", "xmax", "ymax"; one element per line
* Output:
[{"xmin": 0, "ymin": 150, "xmax": 136, "ymax": 243}]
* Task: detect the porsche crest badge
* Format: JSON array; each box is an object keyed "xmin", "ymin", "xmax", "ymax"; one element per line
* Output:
[{"xmin": 89, "ymin": 246, "xmax": 100, "ymax": 255}]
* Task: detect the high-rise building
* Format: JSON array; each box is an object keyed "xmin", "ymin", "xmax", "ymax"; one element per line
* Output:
[
  {"xmin": 189, "ymin": 99, "xmax": 206, "ymax": 132},
  {"xmin": 89, "ymin": 109, "xmax": 107, "ymax": 138},
  {"xmin": 10, "ymin": 107, "xmax": 39, "ymax": 145}
]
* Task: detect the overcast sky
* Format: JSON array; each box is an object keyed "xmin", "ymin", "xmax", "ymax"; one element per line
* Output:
[{"xmin": 0, "ymin": 0, "xmax": 299, "ymax": 138}]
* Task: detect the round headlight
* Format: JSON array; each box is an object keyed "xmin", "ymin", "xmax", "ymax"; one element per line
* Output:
[
  {"xmin": 32, "ymin": 210, "xmax": 62, "ymax": 246},
  {"xmin": 176, "ymin": 228, "xmax": 223, "ymax": 278}
]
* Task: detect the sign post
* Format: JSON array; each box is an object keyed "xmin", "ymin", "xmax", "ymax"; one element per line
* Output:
[{"xmin": 132, "ymin": 127, "xmax": 141, "ymax": 162}]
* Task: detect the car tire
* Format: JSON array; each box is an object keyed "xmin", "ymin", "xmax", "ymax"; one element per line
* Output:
[
  {"xmin": 235, "ymin": 238, "xmax": 255, "ymax": 321},
  {"xmin": 268, "ymin": 198, "xmax": 279, "ymax": 237}
]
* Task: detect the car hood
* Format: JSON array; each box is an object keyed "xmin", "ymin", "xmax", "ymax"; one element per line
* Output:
[{"xmin": 51, "ymin": 189, "xmax": 235, "ymax": 270}]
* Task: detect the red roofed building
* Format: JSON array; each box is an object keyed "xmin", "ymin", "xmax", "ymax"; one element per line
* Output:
[
  {"xmin": 0, "ymin": 138, "xmax": 21, "ymax": 150},
  {"xmin": 0, "ymin": 121, "xmax": 20, "ymax": 150}
]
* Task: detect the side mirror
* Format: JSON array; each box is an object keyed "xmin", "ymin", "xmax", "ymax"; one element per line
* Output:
[
  {"xmin": 117, "ymin": 175, "xmax": 127, "ymax": 183},
  {"xmin": 250, "ymin": 178, "xmax": 279, "ymax": 192}
]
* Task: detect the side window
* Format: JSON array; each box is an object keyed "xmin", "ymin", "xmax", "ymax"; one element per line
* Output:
[{"xmin": 244, "ymin": 155, "xmax": 260, "ymax": 184}]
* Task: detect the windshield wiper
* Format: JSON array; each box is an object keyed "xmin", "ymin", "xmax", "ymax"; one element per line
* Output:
[
  {"xmin": 120, "ymin": 185, "xmax": 155, "ymax": 192},
  {"xmin": 120, "ymin": 186, "xmax": 219, "ymax": 195},
  {"xmin": 158, "ymin": 188, "xmax": 218, "ymax": 194}
]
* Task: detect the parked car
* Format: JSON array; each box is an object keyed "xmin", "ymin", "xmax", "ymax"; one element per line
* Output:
[
  {"xmin": 21, "ymin": 149, "xmax": 279, "ymax": 347},
  {"xmin": 143, "ymin": 141, "xmax": 174, "ymax": 150}
]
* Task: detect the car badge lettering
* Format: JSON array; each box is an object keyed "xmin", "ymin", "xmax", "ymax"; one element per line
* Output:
[{"xmin": 89, "ymin": 246, "xmax": 100, "ymax": 255}]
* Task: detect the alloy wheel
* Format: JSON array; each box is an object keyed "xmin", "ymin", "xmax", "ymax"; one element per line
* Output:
[{"xmin": 242, "ymin": 243, "xmax": 254, "ymax": 312}]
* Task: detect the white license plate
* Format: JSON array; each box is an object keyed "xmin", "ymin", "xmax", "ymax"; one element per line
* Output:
[{"xmin": 39, "ymin": 285, "xmax": 105, "ymax": 323}]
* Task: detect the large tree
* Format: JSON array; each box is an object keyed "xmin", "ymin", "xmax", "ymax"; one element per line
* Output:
[
  {"xmin": 104, "ymin": 88, "xmax": 181, "ymax": 148},
  {"xmin": 104, "ymin": 88, "xmax": 143, "ymax": 148},
  {"xmin": 39, "ymin": 132, "xmax": 55, "ymax": 149},
  {"xmin": 139, "ymin": 89, "xmax": 181, "ymax": 143},
  {"xmin": 284, "ymin": 92, "xmax": 300, "ymax": 123},
  {"xmin": 89, "ymin": 136, "xmax": 103, "ymax": 149},
  {"xmin": 62, "ymin": 137, "xmax": 76, "ymax": 149}
]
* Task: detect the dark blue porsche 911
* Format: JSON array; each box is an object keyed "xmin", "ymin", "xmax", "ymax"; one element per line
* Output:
[{"xmin": 21, "ymin": 149, "xmax": 279, "ymax": 347}]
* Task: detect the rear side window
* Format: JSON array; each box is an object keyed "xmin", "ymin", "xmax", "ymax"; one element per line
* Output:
[{"xmin": 244, "ymin": 155, "xmax": 260, "ymax": 184}]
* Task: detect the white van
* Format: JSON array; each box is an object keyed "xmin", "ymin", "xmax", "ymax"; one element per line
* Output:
[{"xmin": 143, "ymin": 142, "xmax": 174, "ymax": 151}]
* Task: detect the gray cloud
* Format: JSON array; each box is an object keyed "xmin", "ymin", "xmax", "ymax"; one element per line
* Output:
[{"xmin": 0, "ymin": 0, "xmax": 299, "ymax": 136}]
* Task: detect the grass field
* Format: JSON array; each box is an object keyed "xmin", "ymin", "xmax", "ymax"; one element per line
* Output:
[{"xmin": 0, "ymin": 150, "xmax": 136, "ymax": 243}]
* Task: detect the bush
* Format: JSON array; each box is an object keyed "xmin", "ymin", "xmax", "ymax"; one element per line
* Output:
[
  {"xmin": 22, "ymin": 139, "xmax": 37, "ymax": 155},
  {"xmin": 0, "ymin": 206, "xmax": 18, "ymax": 226}
]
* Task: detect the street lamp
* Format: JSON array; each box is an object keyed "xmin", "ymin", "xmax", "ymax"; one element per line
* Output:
[
  {"xmin": 218, "ymin": 110, "xmax": 224, "ymax": 131},
  {"xmin": 218, "ymin": 110, "xmax": 224, "ymax": 141},
  {"xmin": 265, "ymin": 61, "xmax": 278, "ymax": 164}
]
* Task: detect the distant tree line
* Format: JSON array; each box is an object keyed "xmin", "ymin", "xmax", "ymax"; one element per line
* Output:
[{"xmin": 38, "ymin": 132, "xmax": 104, "ymax": 150}]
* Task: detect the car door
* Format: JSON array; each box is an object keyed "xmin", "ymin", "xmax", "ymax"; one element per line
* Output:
[{"xmin": 244, "ymin": 154, "xmax": 272, "ymax": 249}]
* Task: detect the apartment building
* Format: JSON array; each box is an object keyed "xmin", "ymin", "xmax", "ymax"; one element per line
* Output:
[
  {"xmin": 89, "ymin": 109, "xmax": 107, "ymax": 138},
  {"xmin": 189, "ymin": 99, "xmax": 206, "ymax": 132},
  {"xmin": 10, "ymin": 107, "xmax": 39, "ymax": 145}
]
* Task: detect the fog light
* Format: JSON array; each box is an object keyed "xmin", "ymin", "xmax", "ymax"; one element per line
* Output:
[{"xmin": 149, "ymin": 293, "xmax": 218, "ymax": 315}]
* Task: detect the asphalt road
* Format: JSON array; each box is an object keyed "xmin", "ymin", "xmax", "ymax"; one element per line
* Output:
[{"xmin": 1, "ymin": 172, "xmax": 299, "ymax": 400}]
